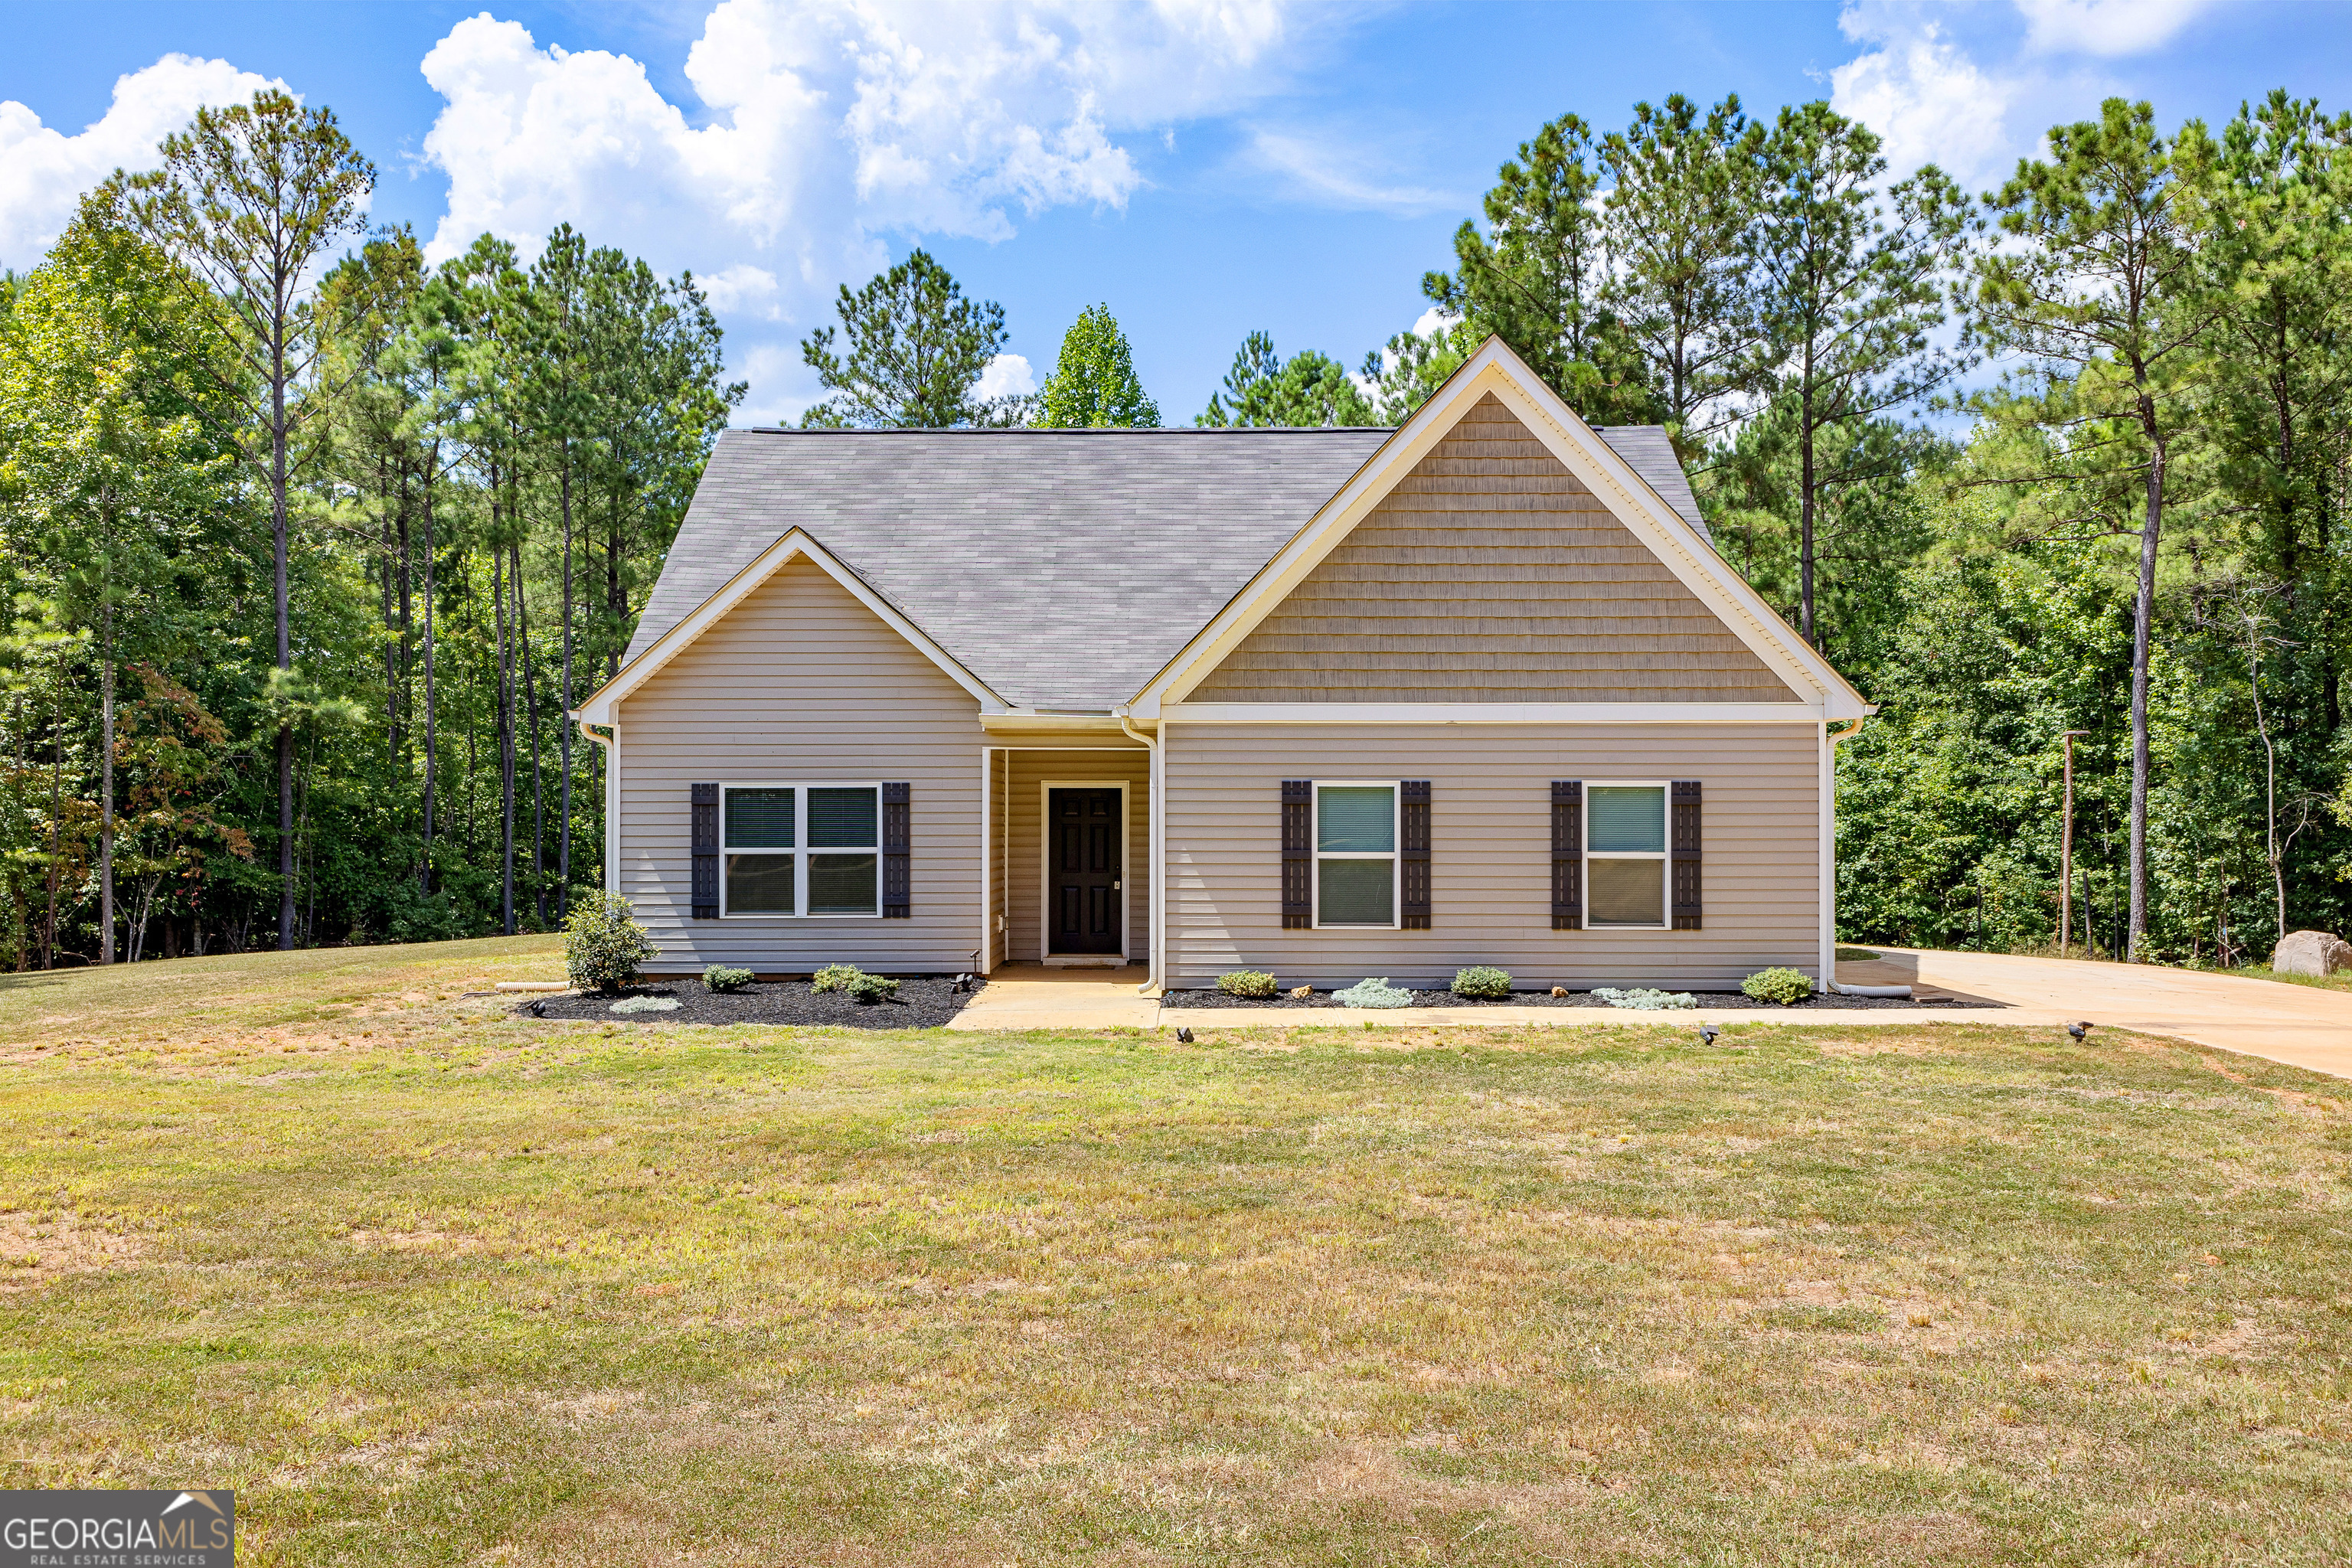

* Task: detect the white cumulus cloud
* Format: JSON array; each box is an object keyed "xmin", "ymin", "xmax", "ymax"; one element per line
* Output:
[
  {"xmin": 1831, "ymin": 17, "xmax": 2018, "ymax": 188},
  {"xmin": 415, "ymin": 1, "xmax": 1333, "ymax": 422},
  {"xmin": 975, "ymin": 352, "xmax": 1036, "ymax": 400},
  {"xmin": 0, "ymin": 54, "xmax": 284, "ymax": 267},
  {"xmin": 2013, "ymin": 0, "xmax": 2227, "ymax": 56}
]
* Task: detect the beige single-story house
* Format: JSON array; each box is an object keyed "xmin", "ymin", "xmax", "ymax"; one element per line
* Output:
[{"xmin": 571, "ymin": 338, "xmax": 1873, "ymax": 993}]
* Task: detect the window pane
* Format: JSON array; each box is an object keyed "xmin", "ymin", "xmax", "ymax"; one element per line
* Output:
[
  {"xmin": 1589, "ymin": 858, "xmax": 1664, "ymax": 926},
  {"xmin": 1589, "ymin": 786, "xmax": 1664, "ymax": 853},
  {"xmin": 808, "ymin": 787, "xmax": 877, "ymax": 848},
  {"xmin": 1319, "ymin": 857, "xmax": 1393, "ymax": 925},
  {"xmin": 808, "ymin": 852, "xmax": 877, "ymax": 914},
  {"xmin": 1318, "ymin": 786, "xmax": 1395, "ymax": 853},
  {"xmin": 725, "ymin": 852, "xmax": 795, "ymax": 914},
  {"xmin": 725, "ymin": 787, "xmax": 795, "ymax": 848}
]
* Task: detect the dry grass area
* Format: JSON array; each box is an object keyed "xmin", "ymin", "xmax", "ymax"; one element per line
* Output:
[{"xmin": 1, "ymin": 939, "xmax": 2349, "ymax": 1565}]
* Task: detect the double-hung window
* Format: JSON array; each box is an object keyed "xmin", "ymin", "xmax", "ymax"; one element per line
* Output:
[
  {"xmin": 1315, "ymin": 782, "xmax": 1397, "ymax": 927},
  {"xmin": 1585, "ymin": 783, "xmax": 1667, "ymax": 928},
  {"xmin": 720, "ymin": 784, "xmax": 881, "ymax": 916}
]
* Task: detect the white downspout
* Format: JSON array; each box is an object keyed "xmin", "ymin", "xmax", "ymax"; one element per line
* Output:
[
  {"xmin": 1819, "ymin": 716, "xmax": 1864, "ymax": 991},
  {"xmin": 1118, "ymin": 709, "xmax": 1161, "ymax": 995},
  {"xmin": 577, "ymin": 719, "xmax": 616, "ymax": 895}
]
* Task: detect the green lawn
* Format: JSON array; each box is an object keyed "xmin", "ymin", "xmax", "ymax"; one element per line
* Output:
[{"xmin": 2, "ymin": 941, "xmax": 2348, "ymax": 1565}]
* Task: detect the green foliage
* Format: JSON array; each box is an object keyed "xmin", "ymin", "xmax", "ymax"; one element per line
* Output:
[
  {"xmin": 1196, "ymin": 332, "xmax": 1375, "ymax": 427},
  {"xmin": 1217, "ymin": 969, "xmax": 1278, "ymax": 998},
  {"xmin": 1593, "ymin": 987, "xmax": 1697, "ymax": 1009},
  {"xmin": 800, "ymin": 249, "xmax": 1021, "ymax": 428},
  {"xmin": 562, "ymin": 893, "xmax": 658, "ymax": 995},
  {"xmin": 1331, "ymin": 977, "xmax": 1414, "ymax": 1008},
  {"xmin": 1450, "ymin": 965, "xmax": 1512, "ymax": 1000},
  {"xmin": 1741, "ymin": 967, "xmax": 1814, "ymax": 1005},
  {"xmin": 1035, "ymin": 303, "xmax": 1158, "ymax": 427},
  {"xmin": 848, "ymin": 971, "xmax": 900, "ymax": 1004},
  {"xmin": 811, "ymin": 963, "xmax": 865, "ymax": 994},
  {"xmin": 702, "ymin": 964, "xmax": 753, "ymax": 993}
]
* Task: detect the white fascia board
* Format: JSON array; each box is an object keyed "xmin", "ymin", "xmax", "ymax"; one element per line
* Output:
[
  {"xmin": 1129, "ymin": 335, "xmax": 1876, "ymax": 723},
  {"xmin": 1162, "ymin": 701, "xmax": 1828, "ymax": 725},
  {"xmin": 978, "ymin": 710, "xmax": 1130, "ymax": 734},
  {"xmin": 571, "ymin": 528, "xmax": 1006, "ymax": 724}
]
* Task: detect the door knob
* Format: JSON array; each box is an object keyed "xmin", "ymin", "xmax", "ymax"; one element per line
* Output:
[{"xmin": 1112, "ymin": 881, "xmax": 1121, "ymax": 890}]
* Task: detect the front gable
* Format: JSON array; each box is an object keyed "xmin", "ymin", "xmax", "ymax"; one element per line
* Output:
[
  {"xmin": 1136, "ymin": 338, "xmax": 1871, "ymax": 720},
  {"xmin": 1190, "ymin": 393, "xmax": 1798, "ymax": 703}
]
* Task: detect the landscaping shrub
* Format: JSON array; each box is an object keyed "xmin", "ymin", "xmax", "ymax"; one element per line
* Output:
[
  {"xmin": 1331, "ymin": 977, "xmax": 1414, "ymax": 1008},
  {"xmin": 1217, "ymin": 969, "xmax": 1279, "ymax": 999},
  {"xmin": 1595, "ymin": 986, "xmax": 1697, "ymax": 1010},
  {"xmin": 702, "ymin": 965, "xmax": 753, "ymax": 993},
  {"xmin": 847, "ymin": 972, "xmax": 900, "ymax": 1004},
  {"xmin": 812, "ymin": 963, "xmax": 864, "ymax": 994},
  {"xmin": 1742, "ymin": 966, "xmax": 1814, "ymax": 1005},
  {"xmin": 1451, "ymin": 965, "xmax": 1511, "ymax": 1000},
  {"xmin": 562, "ymin": 893, "xmax": 659, "ymax": 995}
]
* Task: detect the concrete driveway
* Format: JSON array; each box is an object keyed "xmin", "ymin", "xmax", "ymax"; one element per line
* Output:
[{"xmin": 1847, "ymin": 948, "xmax": 2352, "ymax": 1081}]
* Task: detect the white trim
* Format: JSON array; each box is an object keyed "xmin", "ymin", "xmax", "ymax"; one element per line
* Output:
[
  {"xmin": 1162, "ymin": 701, "xmax": 1824, "ymax": 725},
  {"xmin": 1037, "ymin": 780, "xmax": 1131, "ymax": 961},
  {"xmin": 978, "ymin": 746, "xmax": 994, "ymax": 972},
  {"xmin": 714, "ymin": 782, "xmax": 884, "ymax": 919},
  {"xmin": 1583, "ymin": 780, "xmax": 1671, "ymax": 933},
  {"xmin": 1129, "ymin": 338, "xmax": 1874, "ymax": 722},
  {"xmin": 596, "ymin": 724, "xmax": 618, "ymax": 895},
  {"xmin": 573, "ymin": 528, "xmax": 1004, "ymax": 725},
  {"xmin": 979, "ymin": 711, "xmax": 1129, "ymax": 734},
  {"xmin": 1821, "ymin": 718, "xmax": 1865, "ymax": 991},
  {"xmin": 1312, "ymin": 779, "xmax": 1401, "ymax": 931}
]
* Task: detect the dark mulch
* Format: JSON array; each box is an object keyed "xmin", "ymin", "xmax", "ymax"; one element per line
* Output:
[
  {"xmin": 521, "ymin": 976, "xmax": 982, "ymax": 1029},
  {"xmin": 1161, "ymin": 986, "xmax": 1998, "ymax": 1011}
]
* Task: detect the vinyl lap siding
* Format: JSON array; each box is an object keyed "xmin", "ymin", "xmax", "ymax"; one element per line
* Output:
[
  {"xmin": 1191, "ymin": 394, "xmax": 1798, "ymax": 703},
  {"xmin": 1004, "ymin": 747, "xmax": 1151, "ymax": 962},
  {"xmin": 1163, "ymin": 722, "xmax": 1818, "ymax": 990},
  {"xmin": 617, "ymin": 557, "xmax": 982, "ymax": 974}
]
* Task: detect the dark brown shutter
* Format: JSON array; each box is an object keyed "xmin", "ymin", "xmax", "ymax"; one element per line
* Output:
[
  {"xmin": 1671, "ymin": 779, "xmax": 1703, "ymax": 930},
  {"xmin": 1281, "ymin": 780, "xmax": 1312, "ymax": 929},
  {"xmin": 1550, "ymin": 780, "xmax": 1582, "ymax": 930},
  {"xmin": 691, "ymin": 782, "xmax": 720, "ymax": 920},
  {"xmin": 882, "ymin": 782, "xmax": 911, "ymax": 919},
  {"xmin": 1400, "ymin": 780, "xmax": 1430, "ymax": 929}
]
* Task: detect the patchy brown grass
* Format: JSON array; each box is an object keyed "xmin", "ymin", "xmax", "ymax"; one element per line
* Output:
[{"xmin": 0, "ymin": 939, "xmax": 2348, "ymax": 1565}]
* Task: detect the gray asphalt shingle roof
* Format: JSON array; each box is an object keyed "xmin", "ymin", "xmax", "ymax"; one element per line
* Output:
[{"xmin": 626, "ymin": 423, "xmax": 1710, "ymax": 709}]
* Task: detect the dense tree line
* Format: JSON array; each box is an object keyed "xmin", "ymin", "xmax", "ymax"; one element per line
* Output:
[
  {"xmin": 7, "ymin": 81, "xmax": 2347, "ymax": 970},
  {"xmin": 0, "ymin": 92, "xmax": 738, "ymax": 965}
]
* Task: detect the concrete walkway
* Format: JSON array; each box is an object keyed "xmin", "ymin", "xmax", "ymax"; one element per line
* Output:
[
  {"xmin": 949, "ymin": 951, "xmax": 2352, "ymax": 1082},
  {"xmin": 946, "ymin": 964, "xmax": 1160, "ymax": 1030}
]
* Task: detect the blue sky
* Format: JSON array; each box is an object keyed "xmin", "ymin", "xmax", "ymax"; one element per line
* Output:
[{"xmin": 5, "ymin": 1, "xmax": 2347, "ymax": 425}]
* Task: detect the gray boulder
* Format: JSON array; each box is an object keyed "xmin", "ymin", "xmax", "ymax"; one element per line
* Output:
[{"xmin": 2272, "ymin": 929, "xmax": 2352, "ymax": 978}]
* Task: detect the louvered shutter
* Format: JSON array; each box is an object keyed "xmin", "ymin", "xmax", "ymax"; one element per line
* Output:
[
  {"xmin": 1550, "ymin": 781, "xmax": 1582, "ymax": 930},
  {"xmin": 691, "ymin": 782, "xmax": 720, "ymax": 920},
  {"xmin": 882, "ymin": 782, "xmax": 911, "ymax": 919},
  {"xmin": 1400, "ymin": 780, "xmax": 1430, "ymax": 929},
  {"xmin": 1671, "ymin": 779, "xmax": 1703, "ymax": 930},
  {"xmin": 1281, "ymin": 780, "xmax": 1312, "ymax": 929}
]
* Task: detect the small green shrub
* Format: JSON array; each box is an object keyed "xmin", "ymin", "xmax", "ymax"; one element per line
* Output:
[
  {"xmin": 562, "ymin": 893, "xmax": 659, "ymax": 995},
  {"xmin": 1742, "ymin": 966, "xmax": 1814, "ymax": 1006},
  {"xmin": 1595, "ymin": 986, "xmax": 1697, "ymax": 1010},
  {"xmin": 1217, "ymin": 969, "xmax": 1279, "ymax": 999},
  {"xmin": 1331, "ymin": 977, "xmax": 1414, "ymax": 1008},
  {"xmin": 702, "ymin": 965, "xmax": 753, "ymax": 993},
  {"xmin": 1451, "ymin": 965, "xmax": 1511, "ymax": 1000},
  {"xmin": 812, "ymin": 963, "xmax": 864, "ymax": 994},
  {"xmin": 848, "ymin": 972, "xmax": 900, "ymax": 1004}
]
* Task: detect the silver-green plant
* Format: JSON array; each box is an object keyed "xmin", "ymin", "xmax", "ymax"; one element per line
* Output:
[
  {"xmin": 1332, "ymin": 977, "xmax": 1414, "ymax": 1008},
  {"xmin": 1594, "ymin": 986, "xmax": 1697, "ymax": 1010}
]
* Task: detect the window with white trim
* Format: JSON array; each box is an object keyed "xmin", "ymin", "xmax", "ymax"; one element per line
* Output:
[
  {"xmin": 720, "ymin": 784, "xmax": 881, "ymax": 916},
  {"xmin": 1315, "ymin": 781, "xmax": 1397, "ymax": 928},
  {"xmin": 1586, "ymin": 783, "xmax": 1666, "ymax": 928}
]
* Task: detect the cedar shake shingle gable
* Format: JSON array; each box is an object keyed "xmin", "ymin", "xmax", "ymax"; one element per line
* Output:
[{"xmin": 626, "ymin": 423, "xmax": 1715, "ymax": 710}]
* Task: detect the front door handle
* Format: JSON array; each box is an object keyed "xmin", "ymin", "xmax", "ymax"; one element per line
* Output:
[{"xmin": 1112, "ymin": 881, "xmax": 1121, "ymax": 890}]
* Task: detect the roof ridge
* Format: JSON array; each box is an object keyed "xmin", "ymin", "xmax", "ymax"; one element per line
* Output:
[{"xmin": 740, "ymin": 425, "xmax": 1400, "ymax": 435}]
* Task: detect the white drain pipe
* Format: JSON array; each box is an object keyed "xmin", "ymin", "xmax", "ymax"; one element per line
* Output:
[{"xmin": 1118, "ymin": 708, "xmax": 1161, "ymax": 996}]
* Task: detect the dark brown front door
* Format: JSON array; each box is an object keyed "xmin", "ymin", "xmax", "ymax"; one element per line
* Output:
[{"xmin": 1048, "ymin": 788, "xmax": 1122, "ymax": 954}]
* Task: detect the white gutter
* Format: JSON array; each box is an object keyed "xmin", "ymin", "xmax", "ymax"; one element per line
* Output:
[
  {"xmin": 1117, "ymin": 707, "xmax": 1162, "ymax": 996},
  {"xmin": 1819, "ymin": 717, "xmax": 1865, "ymax": 991}
]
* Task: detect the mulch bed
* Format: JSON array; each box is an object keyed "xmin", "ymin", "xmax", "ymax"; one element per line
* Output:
[
  {"xmin": 521, "ymin": 976, "xmax": 982, "ymax": 1030},
  {"xmin": 1161, "ymin": 987, "xmax": 1997, "ymax": 1011}
]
